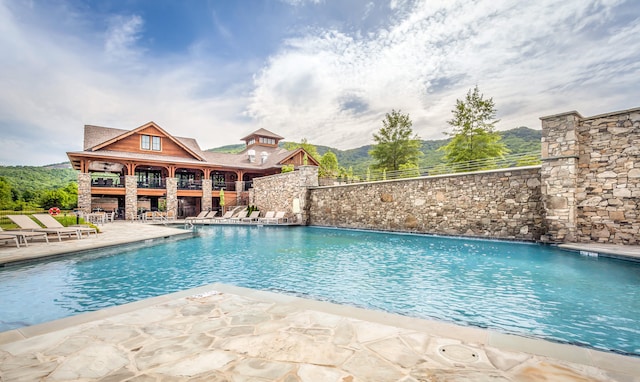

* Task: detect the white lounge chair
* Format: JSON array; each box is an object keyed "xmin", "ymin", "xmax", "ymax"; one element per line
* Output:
[
  {"xmin": 0, "ymin": 234, "xmax": 20, "ymax": 248},
  {"xmin": 33, "ymin": 214, "xmax": 97, "ymax": 238},
  {"xmin": 7, "ymin": 215, "xmax": 80, "ymax": 241},
  {"xmin": 263, "ymin": 211, "xmax": 287, "ymax": 224},
  {"xmin": 229, "ymin": 210, "xmax": 249, "ymax": 223},
  {"xmin": 257, "ymin": 211, "xmax": 275, "ymax": 223},
  {"xmin": 0, "ymin": 226, "xmax": 49, "ymax": 246},
  {"xmin": 214, "ymin": 211, "xmax": 234, "ymax": 223},
  {"xmin": 186, "ymin": 211, "xmax": 209, "ymax": 222},
  {"xmin": 242, "ymin": 210, "xmax": 261, "ymax": 223}
]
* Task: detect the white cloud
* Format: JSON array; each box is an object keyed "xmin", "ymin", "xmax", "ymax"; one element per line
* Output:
[
  {"xmin": 104, "ymin": 14, "xmax": 144, "ymax": 62},
  {"xmin": 248, "ymin": 0, "xmax": 640, "ymax": 148}
]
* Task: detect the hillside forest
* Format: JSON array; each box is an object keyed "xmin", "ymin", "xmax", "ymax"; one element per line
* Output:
[{"xmin": 0, "ymin": 127, "xmax": 540, "ymax": 211}]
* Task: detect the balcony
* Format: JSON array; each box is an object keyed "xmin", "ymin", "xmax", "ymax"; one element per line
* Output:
[
  {"xmin": 137, "ymin": 179, "xmax": 166, "ymax": 189},
  {"xmin": 178, "ymin": 179, "xmax": 202, "ymax": 190},
  {"xmin": 91, "ymin": 177, "xmax": 124, "ymax": 188}
]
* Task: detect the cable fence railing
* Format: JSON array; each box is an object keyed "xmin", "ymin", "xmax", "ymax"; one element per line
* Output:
[{"xmin": 318, "ymin": 151, "xmax": 541, "ymax": 185}]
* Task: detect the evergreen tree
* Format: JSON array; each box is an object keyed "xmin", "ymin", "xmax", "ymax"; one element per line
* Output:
[
  {"xmin": 369, "ymin": 109, "xmax": 422, "ymax": 171},
  {"xmin": 319, "ymin": 151, "xmax": 339, "ymax": 178},
  {"xmin": 439, "ymin": 86, "xmax": 508, "ymax": 170}
]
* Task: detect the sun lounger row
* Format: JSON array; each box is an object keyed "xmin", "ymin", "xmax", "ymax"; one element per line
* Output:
[
  {"xmin": 1, "ymin": 214, "xmax": 97, "ymax": 247},
  {"xmin": 183, "ymin": 210, "xmax": 289, "ymax": 225}
]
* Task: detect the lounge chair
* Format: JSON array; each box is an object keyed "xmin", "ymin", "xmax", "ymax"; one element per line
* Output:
[
  {"xmin": 33, "ymin": 214, "xmax": 98, "ymax": 238},
  {"xmin": 0, "ymin": 226, "xmax": 49, "ymax": 246},
  {"xmin": 0, "ymin": 234, "xmax": 20, "ymax": 248},
  {"xmin": 264, "ymin": 211, "xmax": 287, "ymax": 224},
  {"xmin": 214, "ymin": 211, "xmax": 234, "ymax": 223},
  {"xmin": 257, "ymin": 211, "xmax": 275, "ymax": 223},
  {"xmin": 229, "ymin": 210, "xmax": 249, "ymax": 223},
  {"xmin": 7, "ymin": 215, "xmax": 80, "ymax": 241},
  {"xmin": 241, "ymin": 210, "xmax": 261, "ymax": 223},
  {"xmin": 185, "ymin": 211, "xmax": 209, "ymax": 223}
]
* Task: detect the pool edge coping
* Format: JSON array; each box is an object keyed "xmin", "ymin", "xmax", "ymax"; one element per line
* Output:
[{"xmin": 1, "ymin": 282, "xmax": 638, "ymax": 377}]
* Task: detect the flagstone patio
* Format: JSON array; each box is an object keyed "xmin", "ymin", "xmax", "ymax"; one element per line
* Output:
[{"xmin": 1, "ymin": 283, "xmax": 638, "ymax": 381}]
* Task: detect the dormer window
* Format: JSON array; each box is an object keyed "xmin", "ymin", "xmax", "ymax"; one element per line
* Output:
[
  {"xmin": 259, "ymin": 137, "xmax": 276, "ymax": 145},
  {"xmin": 247, "ymin": 138, "xmax": 255, "ymax": 146},
  {"xmin": 141, "ymin": 135, "xmax": 161, "ymax": 151}
]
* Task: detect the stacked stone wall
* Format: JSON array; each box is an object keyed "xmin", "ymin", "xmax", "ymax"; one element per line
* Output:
[
  {"xmin": 575, "ymin": 108, "xmax": 640, "ymax": 244},
  {"xmin": 308, "ymin": 167, "xmax": 544, "ymax": 241},
  {"xmin": 252, "ymin": 166, "xmax": 319, "ymax": 224}
]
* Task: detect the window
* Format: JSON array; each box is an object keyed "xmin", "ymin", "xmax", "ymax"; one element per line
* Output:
[
  {"xmin": 247, "ymin": 138, "xmax": 255, "ymax": 145},
  {"xmin": 259, "ymin": 137, "xmax": 275, "ymax": 145},
  {"xmin": 141, "ymin": 135, "xmax": 150, "ymax": 150},
  {"xmin": 141, "ymin": 135, "xmax": 161, "ymax": 151}
]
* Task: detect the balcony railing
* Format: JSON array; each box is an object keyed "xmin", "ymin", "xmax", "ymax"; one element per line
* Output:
[
  {"xmin": 91, "ymin": 177, "xmax": 124, "ymax": 188},
  {"xmin": 137, "ymin": 179, "xmax": 166, "ymax": 189},
  {"xmin": 177, "ymin": 179, "xmax": 202, "ymax": 190}
]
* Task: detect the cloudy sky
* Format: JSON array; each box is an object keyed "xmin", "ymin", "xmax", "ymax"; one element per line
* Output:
[{"xmin": 1, "ymin": 0, "xmax": 638, "ymax": 165}]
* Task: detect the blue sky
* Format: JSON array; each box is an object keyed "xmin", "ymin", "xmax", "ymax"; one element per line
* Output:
[{"xmin": 1, "ymin": 0, "xmax": 639, "ymax": 165}]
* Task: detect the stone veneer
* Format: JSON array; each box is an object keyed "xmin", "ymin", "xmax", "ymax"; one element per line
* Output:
[
  {"xmin": 124, "ymin": 175, "xmax": 138, "ymax": 220},
  {"xmin": 77, "ymin": 173, "xmax": 92, "ymax": 214},
  {"xmin": 165, "ymin": 177, "xmax": 177, "ymax": 217},
  {"xmin": 307, "ymin": 167, "xmax": 544, "ymax": 241},
  {"xmin": 201, "ymin": 179, "xmax": 212, "ymax": 212},
  {"xmin": 574, "ymin": 108, "xmax": 640, "ymax": 244},
  {"xmin": 251, "ymin": 166, "xmax": 319, "ymax": 224}
]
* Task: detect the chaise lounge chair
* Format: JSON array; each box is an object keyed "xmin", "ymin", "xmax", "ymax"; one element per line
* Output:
[
  {"xmin": 229, "ymin": 210, "xmax": 249, "ymax": 223},
  {"xmin": 8, "ymin": 215, "xmax": 80, "ymax": 241},
  {"xmin": 241, "ymin": 210, "xmax": 261, "ymax": 223},
  {"xmin": 33, "ymin": 214, "xmax": 97, "ymax": 238},
  {"xmin": 257, "ymin": 211, "xmax": 275, "ymax": 223},
  {"xmin": 263, "ymin": 211, "xmax": 287, "ymax": 224},
  {"xmin": 0, "ymin": 234, "xmax": 20, "ymax": 248},
  {"xmin": 185, "ymin": 211, "xmax": 209, "ymax": 222},
  {"xmin": 0, "ymin": 226, "xmax": 49, "ymax": 247},
  {"xmin": 214, "ymin": 211, "xmax": 234, "ymax": 223}
]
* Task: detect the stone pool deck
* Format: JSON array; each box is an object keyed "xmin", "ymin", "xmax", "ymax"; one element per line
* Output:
[{"xmin": 0, "ymin": 222, "xmax": 639, "ymax": 381}]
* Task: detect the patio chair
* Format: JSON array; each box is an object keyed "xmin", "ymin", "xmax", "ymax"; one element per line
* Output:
[
  {"xmin": 7, "ymin": 215, "xmax": 80, "ymax": 241},
  {"xmin": 0, "ymin": 226, "xmax": 49, "ymax": 247},
  {"xmin": 257, "ymin": 211, "xmax": 275, "ymax": 223},
  {"xmin": 241, "ymin": 210, "xmax": 261, "ymax": 223},
  {"xmin": 185, "ymin": 211, "xmax": 209, "ymax": 223},
  {"xmin": 229, "ymin": 210, "xmax": 249, "ymax": 223},
  {"xmin": 0, "ymin": 234, "xmax": 20, "ymax": 248},
  {"xmin": 33, "ymin": 214, "xmax": 97, "ymax": 238},
  {"xmin": 264, "ymin": 211, "xmax": 287, "ymax": 224},
  {"xmin": 214, "ymin": 211, "xmax": 234, "ymax": 223}
]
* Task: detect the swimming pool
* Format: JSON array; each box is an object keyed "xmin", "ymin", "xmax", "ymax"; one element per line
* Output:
[{"xmin": 1, "ymin": 226, "xmax": 638, "ymax": 355}]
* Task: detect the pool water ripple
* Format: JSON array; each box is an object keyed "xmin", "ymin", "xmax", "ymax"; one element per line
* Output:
[{"xmin": 1, "ymin": 226, "xmax": 639, "ymax": 355}]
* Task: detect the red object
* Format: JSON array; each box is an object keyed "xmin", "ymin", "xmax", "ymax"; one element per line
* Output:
[{"xmin": 48, "ymin": 207, "xmax": 61, "ymax": 216}]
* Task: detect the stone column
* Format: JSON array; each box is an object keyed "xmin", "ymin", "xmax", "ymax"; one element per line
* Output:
[
  {"xmin": 166, "ymin": 177, "xmax": 178, "ymax": 217},
  {"xmin": 201, "ymin": 178, "xmax": 212, "ymax": 211},
  {"xmin": 125, "ymin": 175, "xmax": 138, "ymax": 220},
  {"xmin": 540, "ymin": 112, "xmax": 581, "ymax": 242},
  {"xmin": 77, "ymin": 173, "xmax": 92, "ymax": 214},
  {"xmin": 297, "ymin": 166, "xmax": 319, "ymax": 225}
]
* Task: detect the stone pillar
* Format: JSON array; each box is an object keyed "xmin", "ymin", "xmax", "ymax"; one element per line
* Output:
[
  {"xmin": 125, "ymin": 175, "xmax": 138, "ymax": 221},
  {"xmin": 77, "ymin": 173, "xmax": 92, "ymax": 214},
  {"xmin": 540, "ymin": 112, "xmax": 581, "ymax": 242},
  {"xmin": 202, "ymin": 178, "xmax": 212, "ymax": 211},
  {"xmin": 235, "ymin": 180, "xmax": 244, "ymax": 193},
  {"xmin": 297, "ymin": 166, "xmax": 319, "ymax": 225},
  {"xmin": 166, "ymin": 177, "xmax": 178, "ymax": 217}
]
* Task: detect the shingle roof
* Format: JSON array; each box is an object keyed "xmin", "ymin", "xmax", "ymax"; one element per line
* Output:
[
  {"xmin": 240, "ymin": 128, "xmax": 284, "ymax": 141},
  {"xmin": 72, "ymin": 123, "xmax": 306, "ymax": 170}
]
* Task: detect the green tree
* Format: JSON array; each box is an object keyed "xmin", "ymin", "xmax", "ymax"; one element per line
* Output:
[
  {"xmin": 369, "ymin": 109, "xmax": 422, "ymax": 171},
  {"xmin": 283, "ymin": 138, "xmax": 320, "ymax": 161},
  {"xmin": 439, "ymin": 86, "xmax": 508, "ymax": 170},
  {"xmin": 0, "ymin": 177, "xmax": 14, "ymax": 210},
  {"xmin": 318, "ymin": 151, "xmax": 339, "ymax": 178}
]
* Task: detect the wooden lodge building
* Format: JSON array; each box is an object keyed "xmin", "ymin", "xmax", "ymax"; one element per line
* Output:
[{"xmin": 66, "ymin": 122, "xmax": 319, "ymax": 219}]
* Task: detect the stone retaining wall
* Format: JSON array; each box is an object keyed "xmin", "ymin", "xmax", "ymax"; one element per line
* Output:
[
  {"xmin": 575, "ymin": 108, "xmax": 640, "ymax": 244},
  {"xmin": 308, "ymin": 167, "xmax": 544, "ymax": 241}
]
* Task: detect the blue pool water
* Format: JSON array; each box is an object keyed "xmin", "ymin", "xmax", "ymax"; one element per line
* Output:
[{"xmin": 1, "ymin": 226, "xmax": 639, "ymax": 355}]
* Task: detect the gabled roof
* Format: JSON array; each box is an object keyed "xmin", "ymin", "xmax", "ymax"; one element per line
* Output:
[
  {"xmin": 278, "ymin": 148, "xmax": 321, "ymax": 166},
  {"xmin": 87, "ymin": 121, "xmax": 205, "ymax": 161},
  {"xmin": 240, "ymin": 128, "xmax": 284, "ymax": 141}
]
